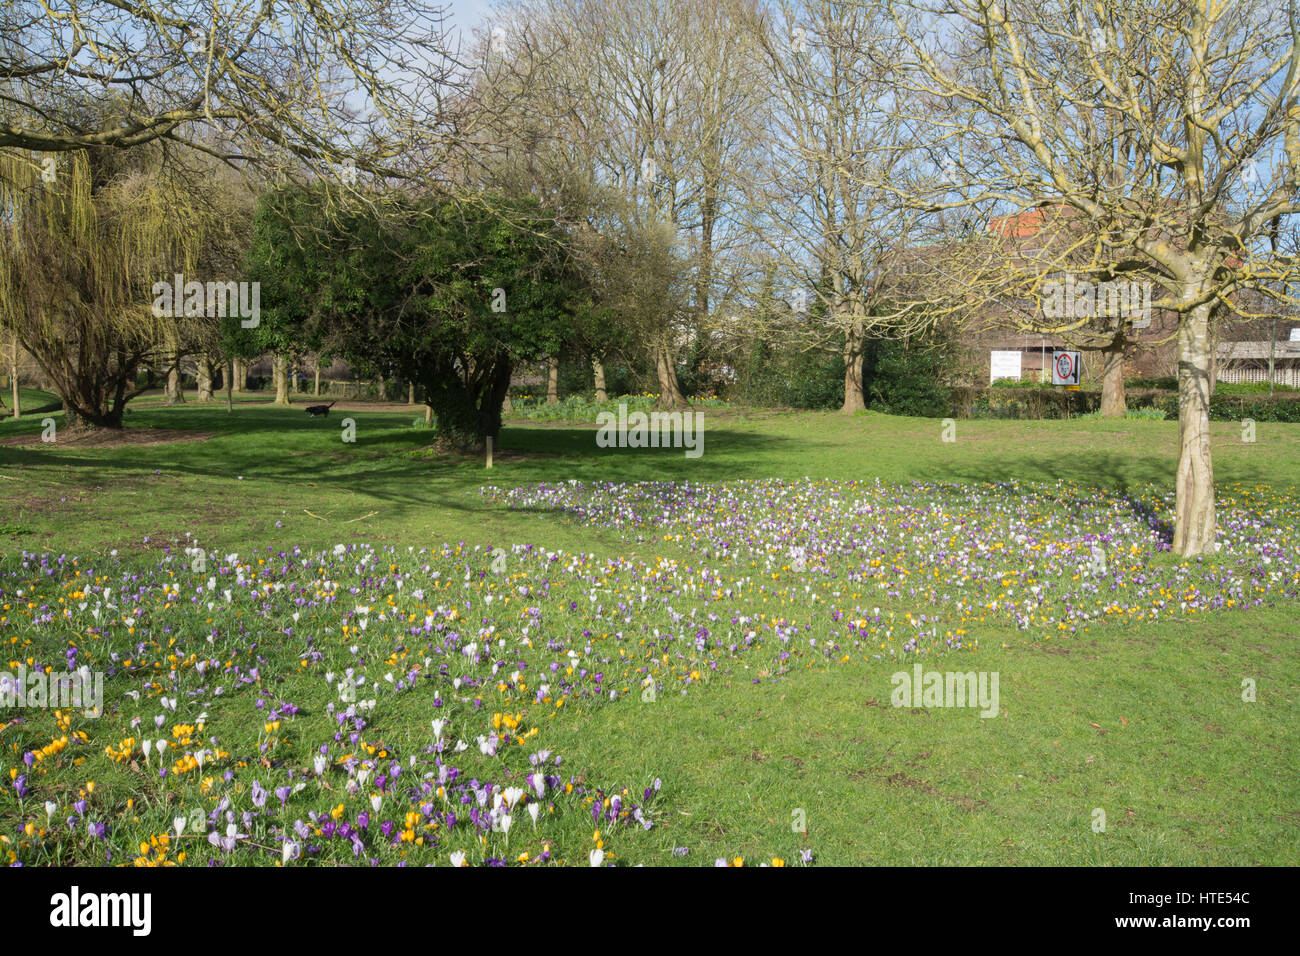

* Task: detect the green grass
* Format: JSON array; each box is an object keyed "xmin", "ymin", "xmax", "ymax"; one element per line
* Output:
[
  {"xmin": 4, "ymin": 400, "xmax": 1298, "ymax": 558},
  {"xmin": 1, "ymin": 388, "xmax": 62, "ymax": 417},
  {"xmin": 0, "ymin": 399, "xmax": 1297, "ymax": 866}
]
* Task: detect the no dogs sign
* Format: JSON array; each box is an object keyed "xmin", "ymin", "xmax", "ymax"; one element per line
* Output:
[{"xmin": 1052, "ymin": 350, "xmax": 1082, "ymax": 386}]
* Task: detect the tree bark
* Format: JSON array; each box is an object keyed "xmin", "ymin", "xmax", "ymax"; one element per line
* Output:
[
  {"xmin": 1099, "ymin": 342, "xmax": 1126, "ymax": 418},
  {"xmin": 593, "ymin": 356, "xmax": 607, "ymax": 402},
  {"xmin": 8, "ymin": 336, "xmax": 19, "ymax": 419},
  {"xmin": 841, "ymin": 311, "xmax": 866, "ymax": 413},
  {"xmin": 654, "ymin": 344, "xmax": 687, "ymax": 409},
  {"xmin": 377, "ymin": 376, "xmax": 387, "ymax": 402},
  {"xmin": 546, "ymin": 355, "xmax": 560, "ymax": 404},
  {"xmin": 408, "ymin": 381, "xmax": 415, "ymax": 405},
  {"xmin": 225, "ymin": 359, "xmax": 234, "ymax": 413},
  {"xmin": 165, "ymin": 344, "xmax": 185, "ymax": 404},
  {"xmin": 196, "ymin": 355, "xmax": 213, "ymax": 402},
  {"xmin": 1173, "ymin": 301, "xmax": 1216, "ymax": 556},
  {"xmin": 272, "ymin": 354, "xmax": 290, "ymax": 405},
  {"xmin": 314, "ymin": 363, "xmax": 321, "ymax": 397}
]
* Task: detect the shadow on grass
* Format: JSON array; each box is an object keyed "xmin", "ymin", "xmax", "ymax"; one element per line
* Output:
[{"xmin": 0, "ymin": 405, "xmax": 802, "ymax": 532}]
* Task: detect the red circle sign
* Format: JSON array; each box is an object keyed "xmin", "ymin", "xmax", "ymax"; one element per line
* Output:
[{"xmin": 1055, "ymin": 353, "xmax": 1074, "ymax": 380}]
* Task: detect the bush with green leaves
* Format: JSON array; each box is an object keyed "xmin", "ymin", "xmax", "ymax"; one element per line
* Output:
[
  {"xmin": 863, "ymin": 334, "xmax": 955, "ymax": 418},
  {"xmin": 1214, "ymin": 380, "xmax": 1300, "ymax": 395}
]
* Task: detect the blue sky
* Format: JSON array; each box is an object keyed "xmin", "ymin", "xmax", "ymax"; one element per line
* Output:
[{"xmin": 446, "ymin": 0, "xmax": 492, "ymax": 38}]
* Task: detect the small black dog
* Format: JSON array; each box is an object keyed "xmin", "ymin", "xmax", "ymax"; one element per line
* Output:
[{"xmin": 305, "ymin": 401, "xmax": 337, "ymax": 417}]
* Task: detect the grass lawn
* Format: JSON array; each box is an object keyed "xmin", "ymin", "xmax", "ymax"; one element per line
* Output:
[{"xmin": 0, "ymin": 398, "xmax": 1297, "ymax": 866}]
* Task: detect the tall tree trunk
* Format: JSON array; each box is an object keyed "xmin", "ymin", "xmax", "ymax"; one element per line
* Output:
[
  {"xmin": 654, "ymin": 344, "xmax": 687, "ymax": 409},
  {"xmin": 841, "ymin": 311, "xmax": 866, "ymax": 413},
  {"xmin": 165, "ymin": 341, "xmax": 185, "ymax": 404},
  {"xmin": 8, "ymin": 335, "xmax": 19, "ymax": 419},
  {"xmin": 196, "ymin": 355, "xmax": 213, "ymax": 402},
  {"xmin": 593, "ymin": 356, "xmax": 607, "ymax": 402},
  {"xmin": 314, "ymin": 363, "xmax": 321, "ymax": 397},
  {"xmin": 238, "ymin": 359, "xmax": 248, "ymax": 392},
  {"xmin": 225, "ymin": 359, "xmax": 234, "ymax": 413},
  {"xmin": 546, "ymin": 356, "xmax": 560, "ymax": 404},
  {"xmin": 1173, "ymin": 301, "xmax": 1216, "ymax": 556},
  {"xmin": 408, "ymin": 381, "xmax": 415, "ymax": 405},
  {"xmin": 272, "ymin": 354, "xmax": 290, "ymax": 405},
  {"xmin": 375, "ymin": 376, "xmax": 387, "ymax": 402},
  {"xmin": 166, "ymin": 367, "xmax": 185, "ymax": 403},
  {"xmin": 1099, "ymin": 342, "xmax": 1126, "ymax": 418}
]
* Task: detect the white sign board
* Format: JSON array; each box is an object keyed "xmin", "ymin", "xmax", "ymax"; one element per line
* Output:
[
  {"xmin": 1051, "ymin": 350, "xmax": 1082, "ymax": 386},
  {"xmin": 990, "ymin": 350, "xmax": 1022, "ymax": 383}
]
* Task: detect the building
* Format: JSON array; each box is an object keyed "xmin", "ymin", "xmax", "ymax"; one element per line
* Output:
[{"xmin": 1216, "ymin": 338, "xmax": 1300, "ymax": 387}]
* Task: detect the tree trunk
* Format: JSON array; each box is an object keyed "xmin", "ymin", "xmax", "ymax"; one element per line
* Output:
[
  {"xmin": 238, "ymin": 359, "xmax": 248, "ymax": 392},
  {"xmin": 546, "ymin": 356, "xmax": 559, "ymax": 404},
  {"xmin": 377, "ymin": 376, "xmax": 388, "ymax": 402},
  {"xmin": 408, "ymin": 381, "xmax": 415, "ymax": 405},
  {"xmin": 165, "ymin": 345, "xmax": 185, "ymax": 404},
  {"xmin": 1099, "ymin": 343, "xmax": 1126, "ymax": 418},
  {"xmin": 196, "ymin": 355, "xmax": 213, "ymax": 402},
  {"xmin": 423, "ymin": 356, "xmax": 513, "ymax": 449},
  {"xmin": 225, "ymin": 359, "xmax": 234, "ymax": 413},
  {"xmin": 841, "ymin": 312, "xmax": 866, "ymax": 413},
  {"xmin": 654, "ymin": 344, "xmax": 687, "ymax": 409},
  {"xmin": 1173, "ymin": 302, "xmax": 1216, "ymax": 556},
  {"xmin": 272, "ymin": 354, "xmax": 290, "ymax": 405},
  {"xmin": 314, "ymin": 363, "xmax": 321, "ymax": 397},
  {"xmin": 593, "ymin": 357, "xmax": 607, "ymax": 402},
  {"xmin": 8, "ymin": 336, "xmax": 19, "ymax": 419}
]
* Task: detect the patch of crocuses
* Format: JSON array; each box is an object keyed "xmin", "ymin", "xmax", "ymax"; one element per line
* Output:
[{"xmin": 2, "ymin": 477, "xmax": 1295, "ymax": 865}]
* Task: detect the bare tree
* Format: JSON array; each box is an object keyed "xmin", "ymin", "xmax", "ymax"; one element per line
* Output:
[
  {"xmin": 880, "ymin": 0, "xmax": 1300, "ymax": 555},
  {"xmin": 745, "ymin": 0, "xmax": 940, "ymax": 412},
  {"xmin": 490, "ymin": 0, "xmax": 765, "ymax": 408},
  {"xmin": 0, "ymin": 0, "xmax": 463, "ymax": 188}
]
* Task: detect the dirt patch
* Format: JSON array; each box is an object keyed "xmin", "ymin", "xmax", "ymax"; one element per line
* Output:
[
  {"xmin": 851, "ymin": 767, "xmax": 988, "ymax": 812},
  {"xmin": 0, "ymin": 428, "xmax": 213, "ymax": 449}
]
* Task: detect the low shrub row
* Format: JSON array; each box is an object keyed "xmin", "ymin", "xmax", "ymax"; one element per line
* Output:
[{"xmin": 947, "ymin": 386, "xmax": 1300, "ymax": 421}]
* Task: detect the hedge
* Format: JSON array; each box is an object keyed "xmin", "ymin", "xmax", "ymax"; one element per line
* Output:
[{"xmin": 947, "ymin": 386, "xmax": 1300, "ymax": 421}]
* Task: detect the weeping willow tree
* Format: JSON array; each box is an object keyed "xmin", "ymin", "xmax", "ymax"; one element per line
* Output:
[{"xmin": 0, "ymin": 144, "xmax": 223, "ymax": 428}]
